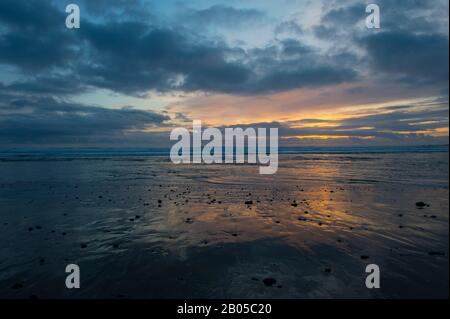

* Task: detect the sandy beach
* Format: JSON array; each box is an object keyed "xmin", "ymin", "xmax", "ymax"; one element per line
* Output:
[{"xmin": 0, "ymin": 150, "xmax": 448, "ymax": 298}]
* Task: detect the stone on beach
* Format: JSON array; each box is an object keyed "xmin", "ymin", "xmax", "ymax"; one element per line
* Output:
[
  {"xmin": 415, "ymin": 201, "xmax": 430, "ymax": 208},
  {"xmin": 262, "ymin": 278, "xmax": 277, "ymax": 287}
]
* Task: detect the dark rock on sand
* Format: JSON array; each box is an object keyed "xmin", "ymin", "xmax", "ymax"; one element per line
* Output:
[
  {"xmin": 360, "ymin": 255, "xmax": 370, "ymax": 260},
  {"xmin": 245, "ymin": 200, "xmax": 253, "ymax": 205},
  {"xmin": 262, "ymin": 278, "xmax": 277, "ymax": 287},
  {"xmin": 415, "ymin": 201, "xmax": 430, "ymax": 208},
  {"xmin": 81, "ymin": 243, "xmax": 88, "ymax": 249}
]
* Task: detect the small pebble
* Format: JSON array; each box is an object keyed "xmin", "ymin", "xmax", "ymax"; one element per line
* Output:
[
  {"xmin": 360, "ymin": 255, "xmax": 370, "ymax": 260},
  {"xmin": 262, "ymin": 278, "xmax": 277, "ymax": 287}
]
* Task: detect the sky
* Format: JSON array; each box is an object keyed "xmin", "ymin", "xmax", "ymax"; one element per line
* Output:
[{"xmin": 0, "ymin": 0, "xmax": 448, "ymax": 147}]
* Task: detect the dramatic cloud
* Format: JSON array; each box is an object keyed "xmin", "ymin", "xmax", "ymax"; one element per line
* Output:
[
  {"xmin": 361, "ymin": 32, "xmax": 449, "ymax": 86},
  {"xmin": 0, "ymin": 0, "xmax": 357, "ymax": 96},
  {"xmin": 182, "ymin": 5, "xmax": 266, "ymax": 29},
  {"xmin": 216, "ymin": 101, "xmax": 449, "ymax": 146},
  {"xmin": 0, "ymin": 95, "xmax": 169, "ymax": 145},
  {"xmin": 0, "ymin": 1, "xmax": 77, "ymax": 72},
  {"xmin": 315, "ymin": 0, "xmax": 449, "ymax": 90},
  {"xmin": 0, "ymin": 0, "xmax": 448, "ymax": 146}
]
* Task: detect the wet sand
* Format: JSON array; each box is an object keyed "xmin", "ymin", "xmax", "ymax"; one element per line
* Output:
[{"xmin": 0, "ymin": 152, "xmax": 448, "ymax": 298}]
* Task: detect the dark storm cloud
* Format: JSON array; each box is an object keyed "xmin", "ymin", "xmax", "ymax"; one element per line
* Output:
[
  {"xmin": 0, "ymin": 0, "xmax": 356, "ymax": 96},
  {"xmin": 0, "ymin": 0, "xmax": 62, "ymax": 30},
  {"xmin": 6, "ymin": 75, "xmax": 87, "ymax": 96},
  {"xmin": 315, "ymin": 0, "xmax": 449, "ymax": 88},
  {"xmin": 0, "ymin": 0, "xmax": 448, "ymax": 146},
  {"xmin": 0, "ymin": 0, "xmax": 447, "ymax": 97},
  {"xmin": 361, "ymin": 32, "xmax": 449, "ymax": 85},
  {"xmin": 74, "ymin": 20, "xmax": 356, "ymax": 95},
  {"xmin": 0, "ymin": 0, "xmax": 78, "ymax": 72},
  {"xmin": 370, "ymin": 0, "xmax": 448, "ymax": 33},
  {"xmin": 315, "ymin": 0, "xmax": 448, "ymax": 38},
  {"xmin": 182, "ymin": 5, "xmax": 266, "ymax": 28},
  {"xmin": 247, "ymin": 65, "xmax": 357, "ymax": 94},
  {"xmin": 76, "ymin": 22, "xmax": 253, "ymax": 95},
  {"xmin": 0, "ymin": 96, "xmax": 169, "ymax": 144},
  {"xmin": 0, "ymin": 31, "xmax": 77, "ymax": 72},
  {"xmin": 313, "ymin": 2, "xmax": 364, "ymax": 39}
]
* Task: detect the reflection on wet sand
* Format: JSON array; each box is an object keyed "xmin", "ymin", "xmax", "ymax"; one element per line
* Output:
[{"xmin": 0, "ymin": 153, "xmax": 448, "ymax": 298}]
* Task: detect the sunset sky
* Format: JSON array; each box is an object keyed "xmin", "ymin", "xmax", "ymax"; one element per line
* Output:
[{"xmin": 0, "ymin": 0, "xmax": 448, "ymax": 147}]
